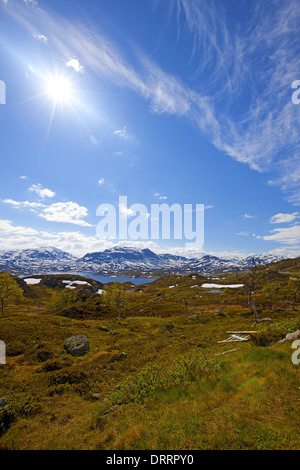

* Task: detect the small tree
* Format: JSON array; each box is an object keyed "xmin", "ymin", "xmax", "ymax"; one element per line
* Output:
[
  {"xmin": 103, "ymin": 282, "xmax": 129, "ymax": 323},
  {"xmin": 238, "ymin": 258, "xmax": 272, "ymax": 325},
  {"xmin": 262, "ymin": 281, "xmax": 280, "ymax": 309},
  {"xmin": 0, "ymin": 273, "xmax": 24, "ymax": 317},
  {"xmin": 287, "ymin": 276, "xmax": 300, "ymax": 311},
  {"xmin": 181, "ymin": 294, "xmax": 189, "ymax": 315},
  {"xmin": 46, "ymin": 289, "xmax": 77, "ymax": 313}
]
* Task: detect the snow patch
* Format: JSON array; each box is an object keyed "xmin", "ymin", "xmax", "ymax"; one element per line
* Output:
[
  {"xmin": 201, "ymin": 283, "xmax": 244, "ymax": 289},
  {"xmin": 23, "ymin": 278, "xmax": 41, "ymax": 285}
]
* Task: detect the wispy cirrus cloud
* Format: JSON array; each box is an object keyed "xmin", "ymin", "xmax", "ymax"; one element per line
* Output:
[
  {"xmin": 5, "ymin": 0, "xmax": 300, "ymax": 204},
  {"xmin": 33, "ymin": 32, "xmax": 48, "ymax": 44},
  {"xmin": 114, "ymin": 127, "xmax": 129, "ymax": 140}
]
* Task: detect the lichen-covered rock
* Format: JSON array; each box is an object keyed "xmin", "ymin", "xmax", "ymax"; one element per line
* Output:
[{"xmin": 64, "ymin": 335, "xmax": 90, "ymax": 356}]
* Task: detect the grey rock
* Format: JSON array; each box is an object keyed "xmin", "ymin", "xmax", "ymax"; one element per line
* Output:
[
  {"xmin": 109, "ymin": 352, "xmax": 127, "ymax": 363},
  {"xmin": 64, "ymin": 335, "xmax": 89, "ymax": 356},
  {"xmin": 188, "ymin": 313, "xmax": 199, "ymax": 320},
  {"xmin": 99, "ymin": 326, "xmax": 110, "ymax": 332},
  {"xmin": 0, "ymin": 398, "xmax": 6, "ymax": 409},
  {"xmin": 92, "ymin": 393, "xmax": 100, "ymax": 400}
]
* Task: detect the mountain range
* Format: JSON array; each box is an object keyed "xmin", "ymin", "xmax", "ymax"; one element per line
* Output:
[{"xmin": 0, "ymin": 246, "xmax": 286, "ymax": 277}]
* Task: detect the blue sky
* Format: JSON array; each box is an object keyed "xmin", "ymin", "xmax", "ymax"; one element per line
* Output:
[{"xmin": 0, "ymin": 0, "xmax": 300, "ymax": 258}]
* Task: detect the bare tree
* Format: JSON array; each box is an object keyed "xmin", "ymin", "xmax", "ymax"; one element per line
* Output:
[
  {"xmin": 181, "ymin": 294, "xmax": 189, "ymax": 315},
  {"xmin": 287, "ymin": 276, "xmax": 300, "ymax": 311},
  {"xmin": 239, "ymin": 258, "xmax": 273, "ymax": 325},
  {"xmin": 103, "ymin": 282, "xmax": 129, "ymax": 323}
]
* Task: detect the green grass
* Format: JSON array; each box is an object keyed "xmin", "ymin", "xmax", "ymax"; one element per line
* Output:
[{"xmin": 0, "ymin": 272, "xmax": 299, "ymax": 449}]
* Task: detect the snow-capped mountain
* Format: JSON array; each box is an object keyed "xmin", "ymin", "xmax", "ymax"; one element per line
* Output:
[
  {"xmin": 0, "ymin": 247, "xmax": 77, "ymax": 273},
  {"xmin": 0, "ymin": 245, "xmax": 285, "ymax": 276}
]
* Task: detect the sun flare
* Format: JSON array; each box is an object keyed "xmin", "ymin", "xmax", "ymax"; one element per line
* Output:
[{"xmin": 46, "ymin": 75, "xmax": 72, "ymax": 102}]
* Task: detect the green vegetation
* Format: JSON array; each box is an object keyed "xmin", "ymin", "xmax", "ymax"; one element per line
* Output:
[
  {"xmin": 0, "ymin": 273, "xmax": 24, "ymax": 317},
  {"xmin": 46, "ymin": 289, "xmax": 77, "ymax": 313},
  {"xmin": 0, "ymin": 263, "xmax": 299, "ymax": 450}
]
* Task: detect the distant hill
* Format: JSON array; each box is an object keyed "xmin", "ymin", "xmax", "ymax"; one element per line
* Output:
[{"xmin": 0, "ymin": 245, "xmax": 290, "ymax": 276}]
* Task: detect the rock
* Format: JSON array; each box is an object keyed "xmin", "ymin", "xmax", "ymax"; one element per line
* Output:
[
  {"xmin": 64, "ymin": 335, "xmax": 90, "ymax": 356},
  {"xmin": 278, "ymin": 330, "xmax": 300, "ymax": 344},
  {"xmin": 99, "ymin": 326, "xmax": 110, "ymax": 332},
  {"xmin": 109, "ymin": 352, "xmax": 127, "ymax": 363},
  {"xmin": 0, "ymin": 398, "xmax": 6, "ymax": 409},
  {"xmin": 100, "ymin": 405, "xmax": 119, "ymax": 420},
  {"xmin": 91, "ymin": 393, "xmax": 100, "ymax": 400},
  {"xmin": 200, "ymin": 318, "xmax": 211, "ymax": 324},
  {"xmin": 188, "ymin": 313, "xmax": 199, "ymax": 320}
]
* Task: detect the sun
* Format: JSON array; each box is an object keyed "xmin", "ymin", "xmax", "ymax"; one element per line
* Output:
[{"xmin": 45, "ymin": 75, "xmax": 73, "ymax": 103}]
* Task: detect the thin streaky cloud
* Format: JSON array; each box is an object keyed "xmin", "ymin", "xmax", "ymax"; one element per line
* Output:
[{"xmin": 5, "ymin": 0, "xmax": 300, "ymax": 205}]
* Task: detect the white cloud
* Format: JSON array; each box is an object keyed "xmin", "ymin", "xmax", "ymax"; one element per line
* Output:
[
  {"xmin": 154, "ymin": 192, "xmax": 167, "ymax": 200},
  {"xmin": 29, "ymin": 183, "xmax": 55, "ymax": 198},
  {"xmin": 33, "ymin": 32, "xmax": 48, "ymax": 43},
  {"xmin": 6, "ymin": 0, "xmax": 300, "ymax": 204},
  {"xmin": 263, "ymin": 225, "xmax": 300, "ymax": 245},
  {"xmin": 114, "ymin": 127, "xmax": 128, "ymax": 140},
  {"xmin": 119, "ymin": 203, "xmax": 135, "ymax": 218},
  {"xmin": 39, "ymin": 202, "xmax": 92, "ymax": 227},
  {"xmin": 2, "ymin": 198, "xmax": 91, "ymax": 226},
  {"xmin": 0, "ymin": 219, "xmax": 38, "ymax": 236},
  {"xmin": 19, "ymin": 175, "xmax": 28, "ymax": 179},
  {"xmin": 237, "ymin": 231, "xmax": 251, "ymax": 237},
  {"xmin": 244, "ymin": 214, "xmax": 257, "ymax": 219},
  {"xmin": 2, "ymin": 199, "xmax": 45, "ymax": 211},
  {"xmin": 270, "ymin": 212, "xmax": 298, "ymax": 224},
  {"xmin": 65, "ymin": 58, "xmax": 84, "ymax": 73},
  {"xmin": 98, "ymin": 178, "xmax": 105, "ymax": 186}
]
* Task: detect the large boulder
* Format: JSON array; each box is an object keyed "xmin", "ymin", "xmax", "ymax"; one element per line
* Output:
[{"xmin": 64, "ymin": 335, "xmax": 90, "ymax": 356}]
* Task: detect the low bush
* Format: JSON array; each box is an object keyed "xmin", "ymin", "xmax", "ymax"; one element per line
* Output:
[
  {"xmin": 251, "ymin": 317, "xmax": 300, "ymax": 346},
  {"xmin": 110, "ymin": 352, "xmax": 223, "ymax": 405}
]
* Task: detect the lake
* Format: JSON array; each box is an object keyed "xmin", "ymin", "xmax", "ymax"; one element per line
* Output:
[{"xmin": 47, "ymin": 272, "xmax": 156, "ymax": 285}]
